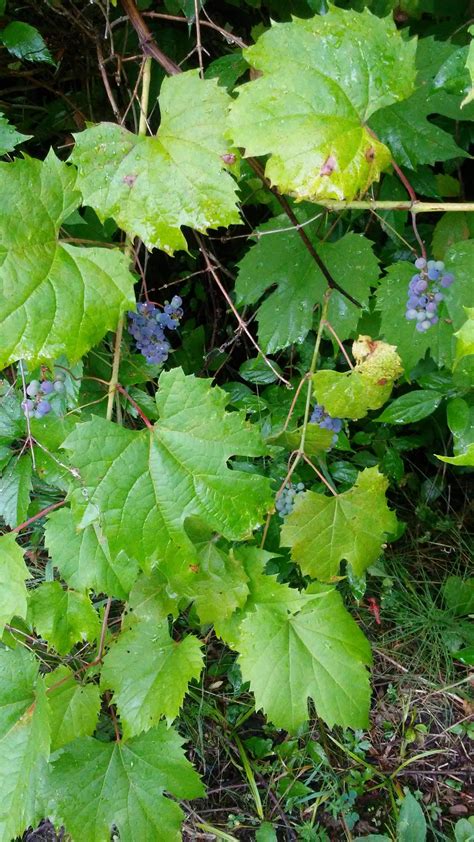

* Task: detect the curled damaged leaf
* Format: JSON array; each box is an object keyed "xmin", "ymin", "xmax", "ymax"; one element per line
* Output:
[
  {"xmin": 313, "ymin": 336, "xmax": 403, "ymax": 420},
  {"xmin": 228, "ymin": 7, "xmax": 416, "ymax": 201}
]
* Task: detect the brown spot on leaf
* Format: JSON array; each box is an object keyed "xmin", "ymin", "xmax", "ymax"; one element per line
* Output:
[
  {"xmin": 221, "ymin": 153, "xmax": 236, "ymax": 165},
  {"xmin": 189, "ymin": 564, "xmax": 200, "ymax": 574},
  {"xmin": 377, "ymin": 378, "xmax": 388, "ymax": 386},
  {"xmin": 122, "ymin": 174, "xmax": 137, "ymax": 187},
  {"xmin": 365, "ymin": 147, "xmax": 376, "ymax": 163},
  {"xmin": 319, "ymin": 155, "xmax": 337, "ymax": 177}
]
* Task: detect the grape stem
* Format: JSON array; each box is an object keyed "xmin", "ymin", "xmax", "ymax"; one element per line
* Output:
[
  {"xmin": 314, "ymin": 200, "xmax": 474, "ymax": 212},
  {"xmin": 12, "ymin": 500, "xmax": 66, "ymax": 534}
]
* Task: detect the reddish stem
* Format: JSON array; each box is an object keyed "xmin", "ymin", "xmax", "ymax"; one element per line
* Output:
[
  {"xmin": 115, "ymin": 384, "xmax": 153, "ymax": 429},
  {"xmin": 12, "ymin": 500, "xmax": 66, "ymax": 533}
]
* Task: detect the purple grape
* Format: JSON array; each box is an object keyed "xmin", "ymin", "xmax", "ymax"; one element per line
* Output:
[
  {"xmin": 310, "ymin": 404, "xmax": 342, "ymax": 448},
  {"xmin": 434, "ymin": 261, "xmax": 445, "ymax": 271},
  {"xmin": 36, "ymin": 400, "xmax": 51, "ymax": 416},
  {"xmin": 26, "ymin": 380, "xmax": 40, "ymax": 397},
  {"xmin": 41, "ymin": 380, "xmax": 55, "ymax": 395},
  {"xmin": 406, "ymin": 309, "xmax": 418, "ymax": 320},
  {"xmin": 414, "ymin": 257, "xmax": 426, "ymax": 270},
  {"xmin": 440, "ymin": 273, "xmax": 454, "ymax": 288},
  {"xmin": 416, "ymin": 322, "xmax": 427, "ymax": 332},
  {"xmin": 427, "ymin": 268, "xmax": 439, "ymax": 281},
  {"xmin": 414, "ymin": 279, "xmax": 428, "ymax": 293},
  {"xmin": 406, "ymin": 254, "xmax": 454, "ymax": 333},
  {"xmin": 21, "ymin": 399, "xmax": 35, "ymax": 413}
]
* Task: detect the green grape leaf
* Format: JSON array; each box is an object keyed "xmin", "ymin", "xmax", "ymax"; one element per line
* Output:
[
  {"xmin": 45, "ymin": 507, "xmax": 139, "ymax": 600},
  {"xmin": 236, "ymin": 220, "xmax": 379, "ymax": 353},
  {"xmin": 238, "ymin": 585, "xmax": 372, "ymax": 731},
  {"xmin": 0, "ymin": 393, "xmax": 24, "ymax": 446},
  {"xmin": 0, "ymin": 533, "xmax": 29, "ymax": 631},
  {"xmin": 128, "ymin": 571, "xmax": 180, "ymax": 624},
  {"xmin": 45, "ymin": 666, "xmax": 101, "ymax": 751},
  {"xmin": 416, "ymin": 38, "xmax": 474, "ymax": 122},
  {"xmin": 46, "ymin": 723, "xmax": 204, "ymax": 842},
  {"xmin": 446, "ymin": 397, "xmax": 474, "ymax": 457},
  {"xmin": 1, "ymin": 21, "xmax": 55, "ymax": 64},
  {"xmin": 63, "ymin": 368, "xmax": 272, "ymax": 575},
  {"xmin": 369, "ymin": 87, "xmax": 466, "ymax": 170},
  {"xmin": 312, "ymin": 337, "xmax": 403, "ymax": 420},
  {"xmin": 432, "ymin": 213, "xmax": 474, "ymax": 260},
  {"xmin": 71, "ymin": 71, "xmax": 239, "ymax": 254},
  {"xmin": 190, "ymin": 541, "xmax": 250, "ymax": 626},
  {"xmin": 215, "ymin": 546, "xmax": 313, "ymax": 648},
  {"xmin": 0, "ymin": 152, "xmax": 135, "ymax": 368},
  {"xmin": 101, "ymin": 619, "xmax": 203, "ymax": 737},
  {"xmin": 0, "ymin": 112, "xmax": 31, "ymax": 156},
  {"xmin": 228, "ymin": 7, "xmax": 416, "ymax": 201},
  {"xmin": 28, "ymin": 581, "xmax": 100, "ymax": 655},
  {"xmin": 0, "ymin": 648, "xmax": 50, "ymax": 841},
  {"xmin": 376, "ymin": 242, "xmax": 474, "ymax": 373},
  {"xmin": 453, "ymin": 308, "xmax": 474, "ymax": 369},
  {"xmin": 281, "ymin": 467, "xmax": 397, "ymax": 580},
  {"xmin": 0, "ymin": 453, "xmax": 32, "ymax": 528}
]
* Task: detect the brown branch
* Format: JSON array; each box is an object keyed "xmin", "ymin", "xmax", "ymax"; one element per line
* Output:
[
  {"xmin": 11, "ymin": 500, "xmax": 66, "ymax": 533},
  {"xmin": 247, "ymin": 158, "xmax": 363, "ymax": 309},
  {"xmin": 144, "ymin": 11, "xmax": 249, "ymax": 49},
  {"xmin": 120, "ymin": 0, "xmax": 181, "ymax": 76}
]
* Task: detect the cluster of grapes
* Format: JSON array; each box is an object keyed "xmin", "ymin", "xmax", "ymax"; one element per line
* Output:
[
  {"xmin": 275, "ymin": 482, "xmax": 305, "ymax": 518},
  {"xmin": 405, "ymin": 257, "xmax": 454, "ymax": 333},
  {"xmin": 310, "ymin": 404, "xmax": 343, "ymax": 446},
  {"xmin": 128, "ymin": 296, "xmax": 183, "ymax": 365},
  {"xmin": 22, "ymin": 374, "xmax": 65, "ymax": 419}
]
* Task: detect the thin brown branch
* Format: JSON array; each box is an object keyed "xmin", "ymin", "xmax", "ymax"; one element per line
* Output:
[
  {"xmin": 12, "ymin": 500, "xmax": 66, "ymax": 533},
  {"xmin": 144, "ymin": 11, "xmax": 248, "ymax": 49},
  {"xmin": 120, "ymin": 0, "xmax": 181, "ymax": 75},
  {"xmin": 247, "ymin": 158, "xmax": 363, "ymax": 309}
]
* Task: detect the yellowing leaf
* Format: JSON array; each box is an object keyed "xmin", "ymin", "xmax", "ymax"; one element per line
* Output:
[
  {"xmin": 453, "ymin": 307, "xmax": 474, "ymax": 369},
  {"xmin": 71, "ymin": 71, "xmax": 240, "ymax": 254},
  {"xmin": 0, "ymin": 152, "xmax": 135, "ymax": 368},
  {"xmin": 281, "ymin": 467, "xmax": 397, "ymax": 580},
  {"xmin": 228, "ymin": 7, "xmax": 416, "ymax": 201},
  {"xmin": 312, "ymin": 336, "xmax": 403, "ymax": 420}
]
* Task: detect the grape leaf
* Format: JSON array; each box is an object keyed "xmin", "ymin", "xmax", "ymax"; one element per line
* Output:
[
  {"xmin": 238, "ymin": 585, "xmax": 372, "ymax": 731},
  {"xmin": 63, "ymin": 368, "xmax": 272, "ymax": 575},
  {"xmin": 235, "ymin": 220, "xmax": 379, "ymax": 353},
  {"xmin": 281, "ymin": 467, "xmax": 397, "ymax": 580},
  {"xmin": 0, "ymin": 533, "xmax": 29, "ymax": 631},
  {"xmin": 0, "ymin": 394, "xmax": 24, "ymax": 446},
  {"xmin": 0, "ymin": 453, "xmax": 32, "ymax": 528},
  {"xmin": 374, "ymin": 390, "xmax": 444, "ymax": 424},
  {"xmin": 432, "ymin": 213, "xmax": 474, "ymax": 259},
  {"xmin": 46, "ymin": 723, "xmax": 204, "ymax": 842},
  {"xmin": 45, "ymin": 666, "xmax": 101, "ymax": 751},
  {"xmin": 190, "ymin": 540, "xmax": 250, "ymax": 626},
  {"xmin": 128, "ymin": 571, "xmax": 180, "ymax": 623},
  {"xmin": 454, "ymin": 308, "xmax": 474, "ymax": 369},
  {"xmin": 369, "ymin": 86, "xmax": 465, "ymax": 170},
  {"xmin": 45, "ymin": 507, "xmax": 139, "ymax": 600},
  {"xmin": 312, "ymin": 337, "xmax": 403, "ymax": 420},
  {"xmin": 71, "ymin": 71, "xmax": 239, "ymax": 254},
  {"xmin": 376, "ymin": 242, "xmax": 474, "ymax": 373},
  {"xmin": 269, "ymin": 423, "xmax": 334, "ymax": 457},
  {"xmin": 228, "ymin": 7, "xmax": 416, "ymax": 202},
  {"xmin": 28, "ymin": 581, "xmax": 100, "ymax": 655},
  {"xmin": 0, "ymin": 112, "xmax": 31, "ymax": 156},
  {"xmin": 101, "ymin": 619, "xmax": 203, "ymax": 737},
  {"xmin": 0, "ymin": 152, "xmax": 135, "ymax": 368},
  {"xmin": 215, "ymin": 546, "xmax": 313, "ymax": 648},
  {"xmin": 0, "ymin": 648, "xmax": 50, "ymax": 842}
]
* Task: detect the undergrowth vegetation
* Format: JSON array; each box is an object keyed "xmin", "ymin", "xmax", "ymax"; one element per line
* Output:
[{"xmin": 0, "ymin": 0, "xmax": 472, "ymax": 839}]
